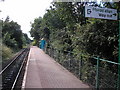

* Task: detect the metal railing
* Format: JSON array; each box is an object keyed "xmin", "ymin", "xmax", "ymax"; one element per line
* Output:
[{"xmin": 46, "ymin": 46, "xmax": 120, "ymax": 89}]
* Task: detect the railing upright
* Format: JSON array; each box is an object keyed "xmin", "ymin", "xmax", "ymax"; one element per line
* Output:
[
  {"xmin": 79, "ymin": 55, "xmax": 82, "ymax": 80},
  {"xmin": 47, "ymin": 46, "xmax": 119, "ymax": 89},
  {"xmin": 96, "ymin": 57, "xmax": 100, "ymax": 89},
  {"xmin": 118, "ymin": 11, "xmax": 120, "ymax": 90},
  {"xmin": 68, "ymin": 51, "xmax": 71, "ymax": 71}
]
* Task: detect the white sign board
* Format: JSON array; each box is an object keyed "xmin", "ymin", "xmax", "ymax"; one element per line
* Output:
[{"xmin": 85, "ymin": 6, "xmax": 117, "ymax": 20}]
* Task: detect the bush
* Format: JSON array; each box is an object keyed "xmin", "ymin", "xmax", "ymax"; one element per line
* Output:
[
  {"xmin": 32, "ymin": 39, "xmax": 38, "ymax": 46},
  {"xmin": 2, "ymin": 44, "xmax": 13, "ymax": 61}
]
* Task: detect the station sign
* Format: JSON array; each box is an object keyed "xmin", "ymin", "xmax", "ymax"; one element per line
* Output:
[{"xmin": 85, "ymin": 6, "xmax": 117, "ymax": 20}]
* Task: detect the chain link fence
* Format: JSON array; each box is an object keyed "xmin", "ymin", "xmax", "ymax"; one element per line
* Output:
[{"xmin": 46, "ymin": 46, "xmax": 120, "ymax": 89}]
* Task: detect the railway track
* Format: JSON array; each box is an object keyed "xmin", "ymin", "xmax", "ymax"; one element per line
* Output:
[{"xmin": 0, "ymin": 48, "xmax": 30, "ymax": 90}]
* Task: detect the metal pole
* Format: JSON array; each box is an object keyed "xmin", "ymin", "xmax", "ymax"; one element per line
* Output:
[
  {"xmin": 69, "ymin": 51, "xmax": 71, "ymax": 71},
  {"xmin": 118, "ymin": 11, "xmax": 120, "ymax": 90},
  {"xmin": 79, "ymin": 55, "xmax": 82, "ymax": 80},
  {"xmin": 0, "ymin": 19, "xmax": 3, "ymax": 90},
  {"xmin": 96, "ymin": 57, "xmax": 100, "ymax": 89}
]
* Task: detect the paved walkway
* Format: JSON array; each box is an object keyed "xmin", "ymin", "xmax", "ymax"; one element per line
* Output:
[{"xmin": 22, "ymin": 46, "xmax": 90, "ymax": 89}]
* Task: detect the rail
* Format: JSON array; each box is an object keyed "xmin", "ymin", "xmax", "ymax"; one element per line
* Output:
[
  {"xmin": 0, "ymin": 49, "xmax": 25, "ymax": 74},
  {"xmin": 11, "ymin": 49, "xmax": 29, "ymax": 90},
  {"xmin": 0, "ymin": 48, "xmax": 29, "ymax": 90}
]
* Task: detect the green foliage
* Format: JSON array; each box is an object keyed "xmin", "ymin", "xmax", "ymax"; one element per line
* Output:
[
  {"xmin": 22, "ymin": 33, "xmax": 31, "ymax": 46},
  {"xmin": 30, "ymin": 17, "xmax": 43, "ymax": 41},
  {"xmin": 2, "ymin": 17, "xmax": 31, "ymax": 62},
  {"xmin": 2, "ymin": 16, "xmax": 30, "ymax": 49},
  {"xmin": 72, "ymin": 19, "xmax": 118, "ymax": 62},
  {"xmin": 32, "ymin": 39, "xmax": 37, "ymax": 46},
  {"xmin": 30, "ymin": 2, "xmax": 119, "ymax": 62},
  {"xmin": 3, "ymin": 32, "xmax": 18, "ymax": 48},
  {"xmin": 30, "ymin": 1, "xmax": 120, "ymax": 88},
  {"xmin": 2, "ymin": 44, "xmax": 13, "ymax": 60}
]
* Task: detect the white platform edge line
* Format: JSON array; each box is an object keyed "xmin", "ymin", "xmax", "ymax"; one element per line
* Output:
[{"xmin": 21, "ymin": 47, "xmax": 31, "ymax": 90}]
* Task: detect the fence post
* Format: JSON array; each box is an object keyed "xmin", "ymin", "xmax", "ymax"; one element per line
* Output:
[
  {"xmin": 79, "ymin": 55, "xmax": 82, "ymax": 80},
  {"xmin": 56, "ymin": 49, "xmax": 58, "ymax": 60},
  {"xmin": 118, "ymin": 64, "xmax": 120, "ymax": 90},
  {"xmin": 54, "ymin": 48, "xmax": 55, "ymax": 60},
  {"xmin": 96, "ymin": 57, "xmax": 100, "ymax": 89},
  {"xmin": 69, "ymin": 51, "xmax": 71, "ymax": 71},
  {"xmin": 118, "ymin": 11, "xmax": 120, "ymax": 90},
  {"xmin": 56, "ymin": 50, "xmax": 59, "ymax": 62},
  {"xmin": 58, "ymin": 50, "xmax": 61, "ymax": 64},
  {"xmin": 51, "ymin": 46, "xmax": 52, "ymax": 57},
  {"xmin": 52, "ymin": 48, "xmax": 54, "ymax": 58},
  {"xmin": 60, "ymin": 50, "xmax": 63, "ymax": 65},
  {"xmin": 49, "ymin": 46, "xmax": 51, "ymax": 55},
  {"xmin": 50, "ymin": 46, "xmax": 51, "ymax": 57}
]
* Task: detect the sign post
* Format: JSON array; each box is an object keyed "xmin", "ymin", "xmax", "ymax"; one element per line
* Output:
[{"xmin": 85, "ymin": 6, "xmax": 119, "ymax": 89}]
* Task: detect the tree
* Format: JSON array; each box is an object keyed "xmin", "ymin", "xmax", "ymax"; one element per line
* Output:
[
  {"xmin": 30, "ymin": 2, "xmax": 120, "ymax": 62},
  {"xmin": 30, "ymin": 17, "xmax": 42, "ymax": 39},
  {"xmin": 2, "ymin": 16, "xmax": 30, "ymax": 49}
]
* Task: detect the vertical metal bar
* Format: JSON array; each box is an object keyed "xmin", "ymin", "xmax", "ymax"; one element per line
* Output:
[
  {"xmin": 0, "ymin": 19, "xmax": 3, "ymax": 90},
  {"xmin": 75, "ymin": 59, "xmax": 77, "ymax": 75},
  {"xmin": 50, "ymin": 46, "xmax": 51, "ymax": 56},
  {"xmin": 74, "ymin": 54, "xmax": 76, "ymax": 75},
  {"xmin": 53, "ymin": 48, "xmax": 54, "ymax": 58},
  {"xmin": 96, "ymin": 57, "xmax": 100, "ymax": 89},
  {"xmin": 58, "ymin": 50, "xmax": 60, "ymax": 62},
  {"xmin": 53, "ymin": 48, "xmax": 56, "ymax": 60},
  {"xmin": 51, "ymin": 47, "xmax": 53, "ymax": 58},
  {"xmin": 83, "ymin": 6, "xmax": 86, "ymax": 24},
  {"xmin": 58, "ymin": 50, "xmax": 60, "ymax": 63},
  {"xmin": 54, "ymin": 49, "xmax": 55, "ymax": 60},
  {"xmin": 79, "ymin": 55, "xmax": 82, "ymax": 80},
  {"xmin": 49, "ymin": 46, "xmax": 50, "ymax": 55},
  {"xmin": 56, "ymin": 50, "xmax": 58, "ymax": 62},
  {"xmin": 118, "ymin": 11, "xmax": 120, "ymax": 90},
  {"xmin": 54, "ymin": 48, "xmax": 55, "ymax": 58},
  {"xmin": 69, "ymin": 51, "xmax": 71, "ymax": 71},
  {"xmin": 61, "ymin": 50, "xmax": 63, "ymax": 65}
]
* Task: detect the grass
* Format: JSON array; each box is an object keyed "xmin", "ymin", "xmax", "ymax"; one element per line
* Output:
[{"xmin": 2, "ymin": 44, "xmax": 14, "ymax": 61}]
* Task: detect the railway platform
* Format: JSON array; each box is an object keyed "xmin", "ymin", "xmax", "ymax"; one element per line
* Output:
[{"xmin": 22, "ymin": 46, "xmax": 90, "ymax": 89}]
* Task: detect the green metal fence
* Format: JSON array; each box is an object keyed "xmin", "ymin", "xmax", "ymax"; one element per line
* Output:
[{"xmin": 46, "ymin": 46, "xmax": 120, "ymax": 89}]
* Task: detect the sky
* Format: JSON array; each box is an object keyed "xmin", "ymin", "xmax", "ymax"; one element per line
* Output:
[{"xmin": 0, "ymin": 0, "xmax": 53, "ymax": 39}]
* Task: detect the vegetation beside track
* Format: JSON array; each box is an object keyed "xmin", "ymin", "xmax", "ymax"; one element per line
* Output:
[
  {"xmin": 2, "ymin": 44, "xmax": 13, "ymax": 61},
  {"xmin": 1, "ymin": 17, "xmax": 31, "ymax": 62}
]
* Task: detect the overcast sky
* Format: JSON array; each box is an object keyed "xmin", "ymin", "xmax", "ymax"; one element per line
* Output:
[{"xmin": 0, "ymin": 0, "xmax": 53, "ymax": 39}]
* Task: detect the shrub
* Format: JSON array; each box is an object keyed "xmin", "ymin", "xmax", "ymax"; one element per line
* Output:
[{"xmin": 2, "ymin": 44, "xmax": 13, "ymax": 61}]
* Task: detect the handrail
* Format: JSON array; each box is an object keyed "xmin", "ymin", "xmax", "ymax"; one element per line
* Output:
[
  {"xmin": 47, "ymin": 45, "xmax": 120, "ymax": 65},
  {"xmin": 93, "ymin": 57, "xmax": 120, "ymax": 65},
  {"xmin": 46, "ymin": 45, "xmax": 120, "ymax": 89}
]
